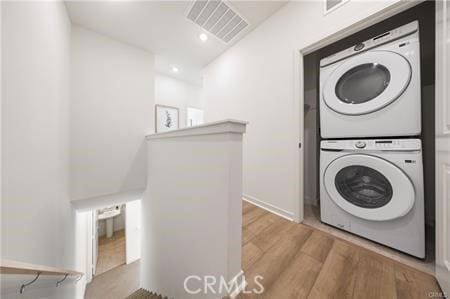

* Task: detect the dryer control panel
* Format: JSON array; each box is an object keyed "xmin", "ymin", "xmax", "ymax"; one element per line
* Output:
[
  {"xmin": 320, "ymin": 20, "xmax": 419, "ymax": 67},
  {"xmin": 321, "ymin": 139, "xmax": 421, "ymax": 151}
]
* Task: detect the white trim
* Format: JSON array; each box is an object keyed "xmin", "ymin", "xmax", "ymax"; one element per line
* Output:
[
  {"xmin": 303, "ymin": 1, "xmax": 422, "ymax": 55},
  {"xmin": 243, "ymin": 195, "xmax": 294, "ymax": 221},
  {"xmin": 293, "ymin": 49, "xmax": 303, "ymax": 224},
  {"xmin": 71, "ymin": 188, "xmax": 144, "ymax": 212},
  {"xmin": 228, "ymin": 270, "xmax": 247, "ymax": 299},
  {"xmin": 146, "ymin": 119, "xmax": 248, "ymax": 140},
  {"xmin": 435, "ymin": 1, "xmax": 450, "ymax": 293}
]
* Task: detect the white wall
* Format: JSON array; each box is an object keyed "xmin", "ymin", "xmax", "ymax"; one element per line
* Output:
[
  {"xmin": 1, "ymin": 2, "xmax": 87, "ymax": 297},
  {"xmin": 155, "ymin": 74, "xmax": 203, "ymax": 128},
  {"xmin": 125, "ymin": 200, "xmax": 141, "ymax": 264},
  {"xmin": 202, "ymin": 0, "xmax": 401, "ymax": 219},
  {"xmin": 70, "ymin": 26, "xmax": 155, "ymax": 200},
  {"xmin": 2, "ymin": 0, "xmax": 70, "ymax": 268}
]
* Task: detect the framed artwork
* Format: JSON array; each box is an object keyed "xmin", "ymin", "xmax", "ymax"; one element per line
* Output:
[{"xmin": 155, "ymin": 104, "xmax": 179, "ymax": 133}]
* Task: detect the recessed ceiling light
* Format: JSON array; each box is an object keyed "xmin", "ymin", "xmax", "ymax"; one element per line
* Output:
[
  {"xmin": 172, "ymin": 66, "xmax": 179, "ymax": 73},
  {"xmin": 199, "ymin": 33, "xmax": 208, "ymax": 42}
]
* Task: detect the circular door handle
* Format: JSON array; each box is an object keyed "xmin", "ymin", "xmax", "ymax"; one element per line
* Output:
[
  {"xmin": 355, "ymin": 141, "xmax": 366, "ymax": 149},
  {"xmin": 354, "ymin": 43, "xmax": 365, "ymax": 51}
]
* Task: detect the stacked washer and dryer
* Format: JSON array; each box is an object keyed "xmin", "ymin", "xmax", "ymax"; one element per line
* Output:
[{"xmin": 319, "ymin": 21, "xmax": 425, "ymax": 258}]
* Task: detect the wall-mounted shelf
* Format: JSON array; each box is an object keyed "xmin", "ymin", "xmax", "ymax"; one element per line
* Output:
[
  {"xmin": 1, "ymin": 259, "xmax": 83, "ymax": 293},
  {"xmin": 0, "ymin": 259, "xmax": 82, "ymax": 276}
]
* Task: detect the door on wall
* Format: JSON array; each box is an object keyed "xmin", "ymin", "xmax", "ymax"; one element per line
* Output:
[
  {"xmin": 435, "ymin": 0, "xmax": 450, "ymax": 294},
  {"xmin": 85, "ymin": 211, "xmax": 96, "ymax": 282},
  {"xmin": 186, "ymin": 107, "xmax": 204, "ymax": 127},
  {"xmin": 92, "ymin": 211, "xmax": 98, "ymax": 276},
  {"xmin": 125, "ymin": 200, "xmax": 141, "ymax": 264}
]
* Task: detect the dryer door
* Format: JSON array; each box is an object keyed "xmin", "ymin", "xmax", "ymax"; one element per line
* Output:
[
  {"xmin": 324, "ymin": 154, "xmax": 415, "ymax": 221},
  {"xmin": 323, "ymin": 50, "xmax": 411, "ymax": 115}
]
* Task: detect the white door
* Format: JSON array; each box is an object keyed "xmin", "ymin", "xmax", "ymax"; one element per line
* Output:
[
  {"xmin": 324, "ymin": 154, "xmax": 414, "ymax": 221},
  {"xmin": 85, "ymin": 211, "xmax": 94, "ymax": 282},
  {"xmin": 92, "ymin": 211, "xmax": 98, "ymax": 276},
  {"xmin": 435, "ymin": 0, "xmax": 450, "ymax": 294},
  {"xmin": 186, "ymin": 107, "xmax": 204, "ymax": 127},
  {"xmin": 323, "ymin": 51, "xmax": 411, "ymax": 115},
  {"xmin": 125, "ymin": 200, "xmax": 141, "ymax": 264}
]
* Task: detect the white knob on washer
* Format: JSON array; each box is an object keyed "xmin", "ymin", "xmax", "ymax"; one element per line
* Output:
[{"xmin": 355, "ymin": 141, "xmax": 366, "ymax": 149}]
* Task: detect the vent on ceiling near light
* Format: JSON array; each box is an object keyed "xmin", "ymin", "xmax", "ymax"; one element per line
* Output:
[{"xmin": 186, "ymin": 0, "xmax": 249, "ymax": 43}]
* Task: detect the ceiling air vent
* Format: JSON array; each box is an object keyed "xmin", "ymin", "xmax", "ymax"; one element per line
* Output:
[{"xmin": 186, "ymin": 0, "xmax": 249, "ymax": 43}]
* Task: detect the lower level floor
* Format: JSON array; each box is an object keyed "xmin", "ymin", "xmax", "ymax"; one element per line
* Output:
[{"xmin": 95, "ymin": 229, "xmax": 126, "ymax": 276}]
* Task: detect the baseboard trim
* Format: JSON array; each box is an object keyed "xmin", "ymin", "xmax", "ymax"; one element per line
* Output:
[
  {"xmin": 228, "ymin": 270, "xmax": 247, "ymax": 299},
  {"xmin": 243, "ymin": 194, "xmax": 294, "ymax": 221}
]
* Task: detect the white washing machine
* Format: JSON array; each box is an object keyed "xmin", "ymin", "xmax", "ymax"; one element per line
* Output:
[
  {"xmin": 320, "ymin": 138, "xmax": 425, "ymax": 258},
  {"xmin": 319, "ymin": 21, "xmax": 421, "ymax": 138}
]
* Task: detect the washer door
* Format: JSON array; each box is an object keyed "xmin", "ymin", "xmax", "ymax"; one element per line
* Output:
[
  {"xmin": 324, "ymin": 154, "xmax": 415, "ymax": 221},
  {"xmin": 323, "ymin": 50, "xmax": 411, "ymax": 115}
]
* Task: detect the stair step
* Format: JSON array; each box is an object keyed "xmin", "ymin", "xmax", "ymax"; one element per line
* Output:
[{"xmin": 126, "ymin": 288, "xmax": 169, "ymax": 299}]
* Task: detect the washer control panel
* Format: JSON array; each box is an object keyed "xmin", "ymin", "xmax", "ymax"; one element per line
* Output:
[{"xmin": 321, "ymin": 139, "xmax": 421, "ymax": 151}]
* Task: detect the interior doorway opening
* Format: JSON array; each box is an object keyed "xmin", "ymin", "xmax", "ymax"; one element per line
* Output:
[
  {"xmin": 94, "ymin": 204, "xmax": 126, "ymax": 275},
  {"xmin": 91, "ymin": 200, "xmax": 141, "ymax": 278}
]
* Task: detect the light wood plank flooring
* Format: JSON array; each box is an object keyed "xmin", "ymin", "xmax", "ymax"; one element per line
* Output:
[
  {"xmin": 95, "ymin": 229, "xmax": 126, "ymax": 275},
  {"xmin": 86, "ymin": 202, "xmax": 441, "ymax": 298},
  {"xmin": 239, "ymin": 201, "xmax": 441, "ymax": 299},
  {"xmin": 86, "ymin": 260, "xmax": 140, "ymax": 299}
]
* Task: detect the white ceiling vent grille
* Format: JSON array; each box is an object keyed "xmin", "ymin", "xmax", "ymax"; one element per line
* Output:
[{"xmin": 186, "ymin": 0, "xmax": 249, "ymax": 43}]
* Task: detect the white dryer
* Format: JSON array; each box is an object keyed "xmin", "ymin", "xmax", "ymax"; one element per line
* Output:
[
  {"xmin": 319, "ymin": 21, "xmax": 421, "ymax": 138},
  {"xmin": 320, "ymin": 138, "xmax": 425, "ymax": 258}
]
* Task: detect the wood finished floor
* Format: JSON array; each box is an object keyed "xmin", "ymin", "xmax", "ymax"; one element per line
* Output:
[
  {"xmin": 95, "ymin": 229, "xmax": 126, "ymax": 276},
  {"xmin": 239, "ymin": 201, "xmax": 441, "ymax": 299},
  {"xmin": 86, "ymin": 202, "xmax": 441, "ymax": 298},
  {"xmin": 86, "ymin": 260, "xmax": 140, "ymax": 299}
]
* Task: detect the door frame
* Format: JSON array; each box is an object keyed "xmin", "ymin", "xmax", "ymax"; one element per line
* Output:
[
  {"xmin": 435, "ymin": 0, "xmax": 450, "ymax": 294},
  {"xmin": 293, "ymin": 0, "xmax": 421, "ymax": 222}
]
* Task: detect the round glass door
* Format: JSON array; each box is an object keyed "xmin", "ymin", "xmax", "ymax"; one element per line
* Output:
[
  {"xmin": 334, "ymin": 165, "xmax": 393, "ymax": 209},
  {"xmin": 335, "ymin": 63, "xmax": 391, "ymax": 104},
  {"xmin": 324, "ymin": 154, "xmax": 415, "ymax": 221},
  {"xmin": 322, "ymin": 51, "xmax": 411, "ymax": 115}
]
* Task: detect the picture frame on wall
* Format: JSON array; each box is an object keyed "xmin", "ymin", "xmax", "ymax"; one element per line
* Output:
[{"xmin": 155, "ymin": 104, "xmax": 179, "ymax": 133}]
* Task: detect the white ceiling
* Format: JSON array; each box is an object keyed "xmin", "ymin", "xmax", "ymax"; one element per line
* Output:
[{"xmin": 65, "ymin": 1, "xmax": 287, "ymax": 84}]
